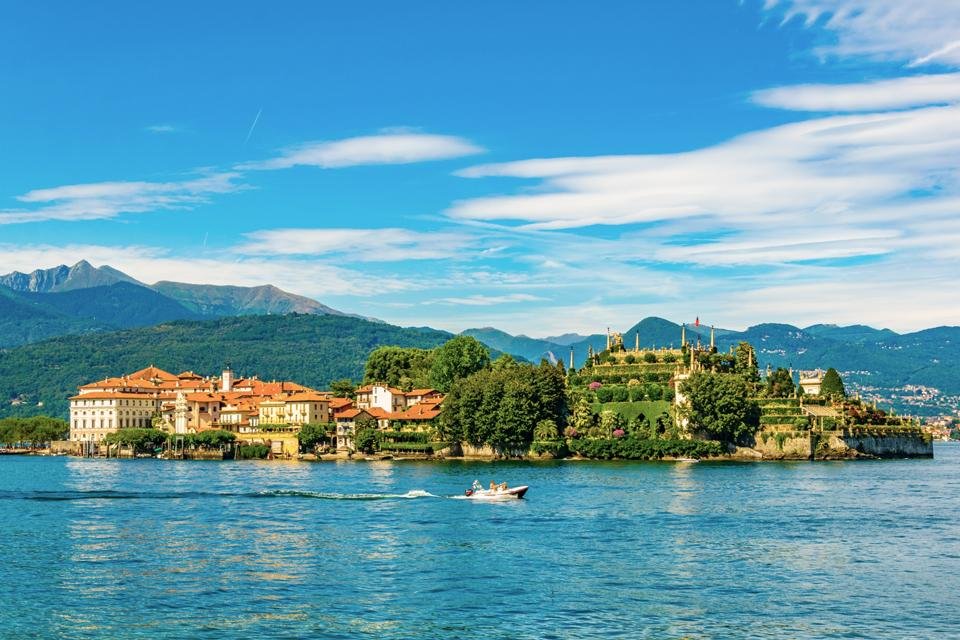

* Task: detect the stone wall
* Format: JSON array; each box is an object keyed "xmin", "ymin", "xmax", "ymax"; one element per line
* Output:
[
  {"xmin": 751, "ymin": 430, "xmax": 813, "ymax": 460},
  {"xmin": 820, "ymin": 432, "xmax": 933, "ymax": 459},
  {"xmin": 746, "ymin": 429, "xmax": 933, "ymax": 460}
]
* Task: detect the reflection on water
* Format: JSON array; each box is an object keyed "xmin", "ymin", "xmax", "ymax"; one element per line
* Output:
[{"xmin": 0, "ymin": 446, "xmax": 959, "ymax": 638}]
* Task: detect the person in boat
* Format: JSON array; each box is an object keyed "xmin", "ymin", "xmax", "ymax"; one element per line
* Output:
[
  {"xmin": 490, "ymin": 481, "xmax": 496, "ymax": 491},
  {"xmin": 499, "ymin": 482, "xmax": 508, "ymax": 491}
]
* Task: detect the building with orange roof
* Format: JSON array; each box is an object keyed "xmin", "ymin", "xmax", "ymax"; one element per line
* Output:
[{"xmin": 68, "ymin": 365, "xmax": 326, "ymax": 444}]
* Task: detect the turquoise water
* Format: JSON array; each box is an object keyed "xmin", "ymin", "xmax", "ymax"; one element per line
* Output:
[{"xmin": 1, "ymin": 445, "xmax": 959, "ymax": 639}]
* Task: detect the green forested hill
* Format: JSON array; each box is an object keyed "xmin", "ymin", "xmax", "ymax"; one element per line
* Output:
[{"xmin": 0, "ymin": 314, "xmax": 455, "ymax": 419}]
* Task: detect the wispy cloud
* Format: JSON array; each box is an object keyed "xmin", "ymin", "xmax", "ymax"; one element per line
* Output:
[
  {"xmin": 237, "ymin": 132, "xmax": 483, "ymax": 170},
  {"xmin": 0, "ymin": 172, "xmax": 245, "ymax": 225},
  {"xmin": 236, "ymin": 227, "xmax": 474, "ymax": 262},
  {"xmin": 451, "ymin": 105, "xmax": 960, "ymax": 263},
  {"xmin": 767, "ymin": 1, "xmax": 960, "ymax": 68},
  {"xmin": 753, "ymin": 73, "xmax": 960, "ymax": 111},
  {"xmin": 146, "ymin": 124, "xmax": 178, "ymax": 133},
  {"xmin": 430, "ymin": 293, "xmax": 547, "ymax": 306}
]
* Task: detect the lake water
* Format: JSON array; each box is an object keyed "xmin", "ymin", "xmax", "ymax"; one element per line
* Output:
[{"xmin": 1, "ymin": 444, "xmax": 959, "ymax": 639}]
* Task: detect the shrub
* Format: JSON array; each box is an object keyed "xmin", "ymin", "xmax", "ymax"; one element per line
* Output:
[
  {"xmin": 569, "ymin": 436, "xmax": 722, "ymax": 460},
  {"xmin": 534, "ymin": 419, "xmax": 560, "ymax": 441},
  {"xmin": 643, "ymin": 352, "xmax": 657, "ymax": 363},
  {"xmin": 530, "ymin": 440, "xmax": 568, "ymax": 457},
  {"xmin": 612, "ymin": 386, "xmax": 629, "ymax": 402},
  {"xmin": 595, "ymin": 386, "xmax": 614, "ymax": 403},
  {"xmin": 624, "ymin": 355, "xmax": 636, "ymax": 364},
  {"xmin": 238, "ymin": 444, "xmax": 270, "ymax": 459}
]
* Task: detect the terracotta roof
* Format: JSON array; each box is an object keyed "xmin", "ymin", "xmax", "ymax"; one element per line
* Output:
[
  {"xmin": 329, "ymin": 398, "xmax": 353, "ymax": 409},
  {"xmin": 405, "ymin": 388, "xmax": 438, "ymax": 397},
  {"xmin": 71, "ymin": 392, "xmax": 159, "ymax": 400},
  {"xmin": 367, "ymin": 407, "xmax": 392, "ymax": 419},
  {"xmin": 126, "ymin": 366, "xmax": 178, "ymax": 381},
  {"xmin": 393, "ymin": 404, "xmax": 441, "ymax": 421},
  {"xmin": 284, "ymin": 392, "xmax": 331, "ymax": 403},
  {"xmin": 337, "ymin": 408, "xmax": 362, "ymax": 419}
]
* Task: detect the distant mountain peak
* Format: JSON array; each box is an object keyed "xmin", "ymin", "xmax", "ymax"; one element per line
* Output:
[
  {"xmin": 0, "ymin": 260, "xmax": 140, "ymax": 293},
  {"xmin": 150, "ymin": 281, "xmax": 353, "ymax": 318}
]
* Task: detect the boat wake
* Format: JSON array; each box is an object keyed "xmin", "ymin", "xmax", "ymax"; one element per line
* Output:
[
  {"xmin": 252, "ymin": 489, "xmax": 438, "ymax": 501},
  {"xmin": 0, "ymin": 489, "xmax": 440, "ymax": 502}
]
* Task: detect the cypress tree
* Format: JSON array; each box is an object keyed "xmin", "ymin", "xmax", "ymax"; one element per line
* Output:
[{"xmin": 820, "ymin": 368, "xmax": 846, "ymax": 398}]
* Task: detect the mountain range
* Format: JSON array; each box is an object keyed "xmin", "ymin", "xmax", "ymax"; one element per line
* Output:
[
  {"xmin": 0, "ymin": 261, "xmax": 353, "ymax": 347},
  {"xmin": 2, "ymin": 260, "xmax": 958, "ymax": 416}
]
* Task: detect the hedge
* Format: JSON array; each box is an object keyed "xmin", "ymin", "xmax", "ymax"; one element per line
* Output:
[{"xmin": 567, "ymin": 437, "xmax": 723, "ymax": 460}]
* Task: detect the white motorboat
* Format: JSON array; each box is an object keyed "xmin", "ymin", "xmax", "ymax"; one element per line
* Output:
[{"xmin": 464, "ymin": 480, "xmax": 528, "ymax": 500}]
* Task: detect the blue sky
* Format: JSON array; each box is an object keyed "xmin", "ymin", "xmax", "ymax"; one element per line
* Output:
[{"xmin": 2, "ymin": 1, "xmax": 959, "ymax": 335}]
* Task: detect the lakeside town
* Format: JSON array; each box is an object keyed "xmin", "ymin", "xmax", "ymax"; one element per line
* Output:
[{"xmin": 0, "ymin": 326, "xmax": 941, "ymax": 461}]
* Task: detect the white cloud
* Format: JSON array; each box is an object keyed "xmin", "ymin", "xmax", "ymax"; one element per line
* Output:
[
  {"xmin": 146, "ymin": 124, "xmax": 178, "ymax": 133},
  {"xmin": 0, "ymin": 172, "xmax": 245, "ymax": 225},
  {"xmin": 753, "ymin": 73, "xmax": 960, "ymax": 111},
  {"xmin": 236, "ymin": 227, "xmax": 472, "ymax": 262},
  {"xmin": 451, "ymin": 105, "xmax": 960, "ymax": 265},
  {"xmin": 766, "ymin": 1, "xmax": 960, "ymax": 67},
  {"xmin": 238, "ymin": 133, "xmax": 483, "ymax": 170},
  {"xmin": 430, "ymin": 293, "xmax": 547, "ymax": 307}
]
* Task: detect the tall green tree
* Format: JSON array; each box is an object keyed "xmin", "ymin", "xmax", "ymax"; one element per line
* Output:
[
  {"xmin": 439, "ymin": 361, "xmax": 568, "ymax": 455},
  {"xmin": 363, "ymin": 346, "xmax": 433, "ymax": 389},
  {"xmin": 766, "ymin": 367, "xmax": 796, "ymax": 398},
  {"xmin": 298, "ymin": 423, "xmax": 333, "ymax": 452},
  {"xmin": 820, "ymin": 368, "xmax": 846, "ymax": 398},
  {"xmin": 733, "ymin": 342, "xmax": 760, "ymax": 383},
  {"xmin": 329, "ymin": 379, "xmax": 356, "ymax": 398},
  {"xmin": 682, "ymin": 372, "xmax": 760, "ymax": 443},
  {"xmin": 429, "ymin": 336, "xmax": 490, "ymax": 392}
]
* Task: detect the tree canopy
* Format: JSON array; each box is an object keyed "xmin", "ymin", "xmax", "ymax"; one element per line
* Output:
[
  {"xmin": 363, "ymin": 346, "xmax": 433, "ymax": 390},
  {"xmin": 0, "ymin": 415, "xmax": 68, "ymax": 447},
  {"xmin": 439, "ymin": 360, "xmax": 567, "ymax": 455},
  {"xmin": 766, "ymin": 367, "xmax": 796, "ymax": 398},
  {"xmin": 297, "ymin": 423, "xmax": 332, "ymax": 452},
  {"xmin": 429, "ymin": 336, "xmax": 491, "ymax": 392},
  {"xmin": 820, "ymin": 367, "xmax": 846, "ymax": 398},
  {"xmin": 682, "ymin": 372, "xmax": 760, "ymax": 443}
]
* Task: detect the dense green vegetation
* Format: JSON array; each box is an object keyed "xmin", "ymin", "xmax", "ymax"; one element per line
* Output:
[
  {"xmin": 567, "ymin": 437, "xmax": 723, "ymax": 460},
  {"xmin": 297, "ymin": 423, "xmax": 333, "ymax": 452},
  {"xmin": 0, "ymin": 314, "xmax": 457, "ymax": 419},
  {"xmin": 428, "ymin": 336, "xmax": 491, "ymax": 392},
  {"xmin": 681, "ymin": 372, "xmax": 761, "ymax": 443},
  {"xmin": 0, "ymin": 282, "xmax": 202, "ymax": 348},
  {"xmin": 104, "ymin": 428, "xmax": 236, "ymax": 454},
  {"xmin": 364, "ymin": 346, "xmax": 434, "ymax": 389},
  {"xmin": 589, "ymin": 401, "xmax": 671, "ymax": 423},
  {"xmin": 821, "ymin": 368, "xmax": 846, "ymax": 398},
  {"xmin": 362, "ymin": 336, "xmax": 492, "ymax": 392},
  {"xmin": 104, "ymin": 428, "xmax": 169, "ymax": 454},
  {"xmin": 439, "ymin": 358, "xmax": 568, "ymax": 455},
  {"xmin": 0, "ymin": 416, "xmax": 68, "ymax": 447},
  {"xmin": 765, "ymin": 367, "xmax": 796, "ymax": 398}
]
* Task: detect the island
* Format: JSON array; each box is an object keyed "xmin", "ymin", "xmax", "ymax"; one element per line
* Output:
[{"xmin": 1, "ymin": 325, "xmax": 934, "ymax": 461}]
